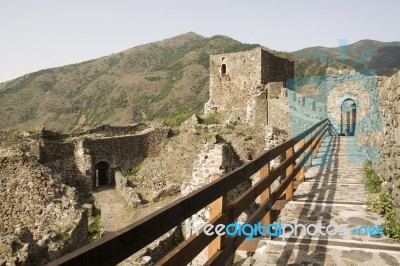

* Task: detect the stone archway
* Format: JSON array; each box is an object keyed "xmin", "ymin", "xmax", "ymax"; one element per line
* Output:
[
  {"xmin": 94, "ymin": 161, "xmax": 110, "ymax": 187},
  {"xmin": 341, "ymin": 99, "xmax": 357, "ymax": 136},
  {"xmin": 327, "ymin": 82, "xmax": 370, "ymax": 135}
]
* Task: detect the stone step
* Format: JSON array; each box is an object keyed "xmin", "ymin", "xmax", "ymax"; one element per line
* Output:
[
  {"xmin": 276, "ymin": 202, "xmax": 396, "ymax": 244},
  {"xmin": 248, "ymin": 136, "xmax": 400, "ymax": 265},
  {"xmin": 293, "ymin": 180, "xmax": 366, "ymax": 203}
]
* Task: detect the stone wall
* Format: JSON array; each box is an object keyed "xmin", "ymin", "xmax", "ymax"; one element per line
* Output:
[
  {"xmin": 40, "ymin": 126, "xmax": 169, "ymax": 194},
  {"xmin": 357, "ymin": 71, "xmax": 400, "ymax": 209},
  {"xmin": 261, "ymin": 49, "xmax": 294, "ymax": 86},
  {"xmin": 84, "ymin": 127, "xmax": 168, "ymax": 171},
  {"xmin": 207, "ymin": 48, "xmax": 263, "ymax": 114},
  {"xmin": 41, "ymin": 123, "xmax": 149, "ymax": 140},
  {"xmin": 79, "ymin": 123, "xmax": 148, "ymax": 137},
  {"xmin": 114, "ymin": 171, "xmax": 142, "ymax": 208},
  {"xmin": 181, "ymin": 137, "xmax": 251, "ymax": 265},
  {"xmin": 40, "ymin": 141, "xmax": 92, "ymax": 197},
  {"xmin": 0, "ymin": 131, "xmax": 88, "ymax": 265},
  {"xmin": 205, "ymin": 48, "xmax": 294, "ymax": 129}
]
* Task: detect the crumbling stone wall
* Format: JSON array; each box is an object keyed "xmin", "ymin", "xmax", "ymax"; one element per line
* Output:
[
  {"xmin": 40, "ymin": 141, "xmax": 92, "ymax": 197},
  {"xmin": 114, "ymin": 171, "xmax": 142, "ymax": 208},
  {"xmin": 41, "ymin": 123, "xmax": 149, "ymax": 140},
  {"xmin": 0, "ymin": 131, "xmax": 88, "ymax": 265},
  {"xmin": 40, "ymin": 126, "xmax": 169, "ymax": 193},
  {"xmin": 182, "ymin": 137, "xmax": 252, "ymax": 265},
  {"xmin": 79, "ymin": 123, "xmax": 148, "ymax": 137}
]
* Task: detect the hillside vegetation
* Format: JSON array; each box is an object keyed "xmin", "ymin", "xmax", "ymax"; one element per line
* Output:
[
  {"xmin": 293, "ymin": 39, "xmax": 400, "ymax": 76},
  {"xmin": 0, "ymin": 32, "xmax": 258, "ymax": 132},
  {"xmin": 0, "ymin": 34, "xmax": 398, "ymax": 132}
]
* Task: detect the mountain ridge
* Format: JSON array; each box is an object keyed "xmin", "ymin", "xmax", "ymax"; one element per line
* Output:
[
  {"xmin": 0, "ymin": 33, "xmax": 398, "ymax": 132},
  {"xmin": 292, "ymin": 39, "xmax": 400, "ymax": 76},
  {"xmin": 0, "ymin": 32, "xmax": 260, "ymax": 132}
]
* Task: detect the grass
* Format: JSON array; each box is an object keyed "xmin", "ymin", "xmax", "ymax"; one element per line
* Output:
[
  {"xmin": 88, "ymin": 207, "xmax": 101, "ymax": 242},
  {"xmin": 225, "ymin": 123, "xmax": 235, "ymax": 130},
  {"xmin": 201, "ymin": 112, "xmax": 219, "ymax": 125},
  {"xmin": 363, "ymin": 160, "xmax": 382, "ymax": 193},
  {"xmin": 122, "ymin": 163, "xmax": 142, "ymax": 177},
  {"xmin": 364, "ymin": 161, "xmax": 400, "ymax": 242},
  {"xmin": 55, "ymin": 224, "xmax": 70, "ymax": 245},
  {"xmin": 165, "ymin": 112, "xmax": 195, "ymax": 127},
  {"xmin": 168, "ymin": 175, "xmax": 185, "ymax": 183},
  {"xmin": 202, "ymin": 132, "xmax": 213, "ymax": 141}
]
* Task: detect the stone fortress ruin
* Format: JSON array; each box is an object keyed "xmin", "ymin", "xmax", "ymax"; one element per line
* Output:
[{"xmin": 1, "ymin": 46, "xmax": 399, "ymax": 265}]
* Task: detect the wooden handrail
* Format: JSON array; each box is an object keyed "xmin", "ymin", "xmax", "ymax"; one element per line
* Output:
[{"xmin": 48, "ymin": 119, "xmax": 329, "ymax": 266}]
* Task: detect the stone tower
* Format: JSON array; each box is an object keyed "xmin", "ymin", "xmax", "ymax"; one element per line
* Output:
[{"xmin": 204, "ymin": 47, "xmax": 294, "ymax": 127}]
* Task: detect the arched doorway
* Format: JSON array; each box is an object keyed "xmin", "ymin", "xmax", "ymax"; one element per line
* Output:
[
  {"xmin": 341, "ymin": 99, "xmax": 357, "ymax": 136},
  {"xmin": 94, "ymin": 161, "xmax": 110, "ymax": 187}
]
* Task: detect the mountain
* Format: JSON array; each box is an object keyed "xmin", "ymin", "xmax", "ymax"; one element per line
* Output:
[
  {"xmin": 292, "ymin": 39, "xmax": 400, "ymax": 76},
  {"xmin": 0, "ymin": 32, "xmax": 259, "ymax": 132},
  {"xmin": 0, "ymin": 35, "xmax": 398, "ymax": 132}
]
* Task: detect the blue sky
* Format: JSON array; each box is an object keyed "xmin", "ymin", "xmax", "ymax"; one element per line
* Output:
[{"xmin": 0, "ymin": 0, "xmax": 399, "ymax": 83}]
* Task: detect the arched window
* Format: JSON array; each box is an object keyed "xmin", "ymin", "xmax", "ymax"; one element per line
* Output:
[{"xmin": 221, "ymin": 64, "xmax": 226, "ymax": 75}]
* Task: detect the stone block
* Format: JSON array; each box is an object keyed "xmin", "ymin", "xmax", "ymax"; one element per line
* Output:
[
  {"xmin": 396, "ymin": 128, "xmax": 400, "ymax": 147},
  {"xmin": 395, "ymin": 114, "xmax": 400, "ymax": 125}
]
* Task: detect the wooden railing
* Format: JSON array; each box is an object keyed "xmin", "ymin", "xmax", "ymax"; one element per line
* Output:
[{"xmin": 48, "ymin": 119, "xmax": 329, "ymax": 266}]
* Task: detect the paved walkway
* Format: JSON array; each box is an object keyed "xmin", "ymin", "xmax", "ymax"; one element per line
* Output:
[{"xmin": 252, "ymin": 136, "xmax": 400, "ymax": 265}]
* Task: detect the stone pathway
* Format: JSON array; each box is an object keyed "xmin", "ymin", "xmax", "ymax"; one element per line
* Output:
[
  {"xmin": 251, "ymin": 136, "xmax": 400, "ymax": 265},
  {"xmin": 92, "ymin": 185, "xmax": 137, "ymax": 235}
]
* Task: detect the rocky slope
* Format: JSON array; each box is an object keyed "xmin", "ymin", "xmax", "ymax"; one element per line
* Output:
[{"xmin": 0, "ymin": 130, "xmax": 89, "ymax": 265}]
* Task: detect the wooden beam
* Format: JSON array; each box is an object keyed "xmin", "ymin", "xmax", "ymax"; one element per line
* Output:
[
  {"xmin": 297, "ymin": 139, "xmax": 305, "ymax": 182},
  {"xmin": 260, "ymin": 163, "xmax": 271, "ymax": 227},
  {"xmin": 285, "ymin": 146, "xmax": 294, "ymax": 201},
  {"xmin": 48, "ymin": 119, "xmax": 329, "ymax": 266},
  {"xmin": 208, "ymin": 174, "xmax": 226, "ymax": 259}
]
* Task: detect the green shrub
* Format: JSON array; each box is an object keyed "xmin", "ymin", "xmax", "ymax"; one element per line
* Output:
[
  {"xmin": 202, "ymin": 112, "xmax": 219, "ymax": 125},
  {"xmin": 202, "ymin": 132, "xmax": 213, "ymax": 141},
  {"xmin": 378, "ymin": 192, "xmax": 400, "ymax": 242},
  {"xmin": 20, "ymin": 106, "xmax": 38, "ymax": 123},
  {"xmin": 379, "ymin": 192, "xmax": 394, "ymax": 215},
  {"xmin": 122, "ymin": 163, "xmax": 142, "ymax": 177},
  {"xmin": 165, "ymin": 112, "xmax": 194, "ymax": 127},
  {"xmin": 363, "ymin": 162, "xmax": 400, "ymax": 243},
  {"xmin": 88, "ymin": 214, "xmax": 101, "ymax": 242},
  {"xmin": 225, "ymin": 123, "xmax": 235, "ymax": 130},
  {"xmin": 145, "ymin": 76, "xmax": 162, "ymax": 81},
  {"xmin": 363, "ymin": 161, "xmax": 381, "ymax": 193},
  {"xmin": 55, "ymin": 224, "xmax": 70, "ymax": 245},
  {"xmin": 383, "ymin": 211, "xmax": 400, "ymax": 242}
]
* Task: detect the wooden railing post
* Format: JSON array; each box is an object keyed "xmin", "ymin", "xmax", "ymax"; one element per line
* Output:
[
  {"xmin": 305, "ymin": 132, "xmax": 313, "ymax": 168},
  {"xmin": 208, "ymin": 174, "xmax": 226, "ymax": 259},
  {"xmin": 297, "ymin": 139, "xmax": 305, "ymax": 182},
  {"xmin": 311, "ymin": 126, "xmax": 318, "ymax": 158},
  {"xmin": 260, "ymin": 163, "xmax": 271, "ymax": 227},
  {"xmin": 284, "ymin": 146, "xmax": 294, "ymax": 200},
  {"xmin": 48, "ymin": 119, "xmax": 329, "ymax": 266}
]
